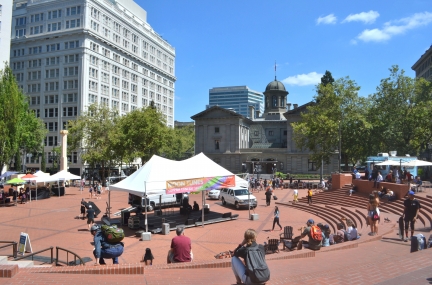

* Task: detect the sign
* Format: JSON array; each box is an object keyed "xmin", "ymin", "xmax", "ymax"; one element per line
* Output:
[
  {"xmin": 18, "ymin": 232, "xmax": 33, "ymax": 255},
  {"xmin": 166, "ymin": 175, "xmax": 235, "ymax": 194}
]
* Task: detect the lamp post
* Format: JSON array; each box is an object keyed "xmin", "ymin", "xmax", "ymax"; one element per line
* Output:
[{"xmin": 338, "ymin": 121, "xmax": 341, "ymax": 173}]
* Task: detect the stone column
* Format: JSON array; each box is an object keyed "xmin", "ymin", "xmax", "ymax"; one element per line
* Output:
[{"xmin": 60, "ymin": 130, "xmax": 68, "ymax": 171}]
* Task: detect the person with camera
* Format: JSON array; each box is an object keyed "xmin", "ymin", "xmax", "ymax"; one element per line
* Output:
[{"xmin": 90, "ymin": 225, "xmax": 124, "ymax": 265}]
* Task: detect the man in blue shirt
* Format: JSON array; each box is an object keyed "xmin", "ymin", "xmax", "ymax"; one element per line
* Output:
[{"xmin": 90, "ymin": 225, "xmax": 124, "ymax": 265}]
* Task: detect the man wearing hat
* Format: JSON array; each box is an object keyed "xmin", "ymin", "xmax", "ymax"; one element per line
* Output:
[
  {"xmin": 300, "ymin": 219, "xmax": 322, "ymax": 250},
  {"xmin": 90, "ymin": 225, "xmax": 124, "ymax": 265},
  {"xmin": 403, "ymin": 190, "xmax": 421, "ymax": 242}
]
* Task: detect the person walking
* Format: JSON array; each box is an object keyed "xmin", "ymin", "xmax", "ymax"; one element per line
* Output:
[
  {"xmin": 80, "ymin": 199, "xmax": 86, "ymax": 220},
  {"xmin": 86, "ymin": 205, "xmax": 95, "ymax": 230},
  {"xmin": 271, "ymin": 206, "xmax": 282, "ymax": 231},
  {"xmin": 88, "ymin": 184, "xmax": 93, "ymax": 199},
  {"xmin": 293, "ymin": 189, "xmax": 298, "ymax": 203},
  {"xmin": 307, "ymin": 188, "xmax": 313, "ymax": 205},
  {"xmin": 403, "ymin": 190, "xmax": 421, "ymax": 242},
  {"xmin": 265, "ymin": 187, "xmax": 273, "ymax": 206}
]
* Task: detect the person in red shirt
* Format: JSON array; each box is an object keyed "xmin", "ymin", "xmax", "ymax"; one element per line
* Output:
[{"xmin": 167, "ymin": 226, "xmax": 193, "ymax": 263}]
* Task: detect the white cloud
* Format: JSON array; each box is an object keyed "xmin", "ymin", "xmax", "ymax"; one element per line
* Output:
[
  {"xmin": 357, "ymin": 12, "xmax": 432, "ymax": 42},
  {"xmin": 282, "ymin": 72, "xmax": 323, "ymax": 86},
  {"xmin": 316, "ymin": 14, "xmax": 337, "ymax": 25},
  {"xmin": 343, "ymin": 10, "xmax": 380, "ymax": 24}
]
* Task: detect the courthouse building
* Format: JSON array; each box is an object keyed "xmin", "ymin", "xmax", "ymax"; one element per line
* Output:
[
  {"xmin": 10, "ymin": 0, "xmax": 176, "ymax": 176},
  {"xmin": 192, "ymin": 77, "xmax": 338, "ymax": 175}
]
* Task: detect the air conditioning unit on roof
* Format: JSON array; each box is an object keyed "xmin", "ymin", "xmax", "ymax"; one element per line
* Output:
[{"xmin": 377, "ymin": 153, "xmax": 389, "ymax": 157}]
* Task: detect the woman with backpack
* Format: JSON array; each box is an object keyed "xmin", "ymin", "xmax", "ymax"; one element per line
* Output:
[
  {"xmin": 231, "ymin": 229, "xmax": 270, "ymax": 284},
  {"xmin": 270, "ymin": 206, "xmax": 282, "ymax": 232}
]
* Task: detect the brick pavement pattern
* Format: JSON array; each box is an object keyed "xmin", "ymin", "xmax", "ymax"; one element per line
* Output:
[{"xmin": 0, "ymin": 185, "xmax": 431, "ymax": 284}]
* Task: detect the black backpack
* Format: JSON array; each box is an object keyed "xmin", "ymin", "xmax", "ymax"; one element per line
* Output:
[{"xmin": 245, "ymin": 244, "xmax": 270, "ymax": 283}]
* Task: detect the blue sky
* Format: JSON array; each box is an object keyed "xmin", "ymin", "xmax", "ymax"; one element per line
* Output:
[{"xmin": 138, "ymin": 0, "xmax": 432, "ymax": 122}]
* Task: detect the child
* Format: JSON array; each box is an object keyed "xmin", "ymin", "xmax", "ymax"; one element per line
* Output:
[
  {"xmin": 292, "ymin": 189, "xmax": 298, "ymax": 203},
  {"xmin": 142, "ymin": 248, "xmax": 154, "ymax": 265},
  {"xmin": 89, "ymin": 185, "xmax": 93, "ymax": 199}
]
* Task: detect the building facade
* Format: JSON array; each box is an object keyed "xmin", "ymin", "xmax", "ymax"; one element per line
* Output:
[
  {"xmin": 10, "ymin": 0, "xmax": 176, "ymax": 176},
  {"xmin": 0, "ymin": 0, "xmax": 13, "ymax": 66},
  {"xmin": 192, "ymin": 78, "xmax": 338, "ymax": 176},
  {"xmin": 208, "ymin": 86, "xmax": 264, "ymax": 119},
  {"xmin": 412, "ymin": 45, "xmax": 432, "ymax": 81}
]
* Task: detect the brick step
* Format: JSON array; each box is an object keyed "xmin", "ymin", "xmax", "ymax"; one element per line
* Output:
[{"xmin": 278, "ymin": 202, "xmax": 340, "ymax": 233}]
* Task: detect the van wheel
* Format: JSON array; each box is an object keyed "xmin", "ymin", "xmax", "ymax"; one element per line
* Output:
[
  {"xmin": 222, "ymin": 197, "xmax": 226, "ymax": 205},
  {"xmin": 235, "ymin": 202, "xmax": 240, "ymax": 209}
]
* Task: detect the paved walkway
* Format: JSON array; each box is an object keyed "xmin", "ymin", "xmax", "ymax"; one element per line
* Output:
[{"xmin": 0, "ymin": 185, "xmax": 431, "ymax": 284}]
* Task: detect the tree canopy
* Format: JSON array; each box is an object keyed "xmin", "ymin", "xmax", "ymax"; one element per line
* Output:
[
  {"xmin": 292, "ymin": 66, "xmax": 432, "ymax": 171},
  {"xmin": 0, "ymin": 65, "xmax": 47, "ymax": 173}
]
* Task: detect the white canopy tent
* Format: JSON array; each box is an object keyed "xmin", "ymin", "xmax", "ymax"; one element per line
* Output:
[
  {"xmin": 110, "ymin": 152, "xmax": 247, "ymax": 196},
  {"xmin": 110, "ymin": 153, "xmax": 249, "ymax": 230}
]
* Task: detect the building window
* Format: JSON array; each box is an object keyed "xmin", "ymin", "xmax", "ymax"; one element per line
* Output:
[
  {"xmin": 269, "ymin": 131, "xmax": 274, "ymax": 136},
  {"xmin": 215, "ymin": 127, "xmax": 219, "ymax": 133},
  {"xmin": 308, "ymin": 160, "xmax": 317, "ymax": 171},
  {"xmin": 284, "ymin": 130, "xmax": 287, "ymax": 135},
  {"xmin": 215, "ymin": 140, "xmax": 220, "ymax": 150},
  {"xmin": 66, "ymin": 6, "xmax": 81, "ymax": 16}
]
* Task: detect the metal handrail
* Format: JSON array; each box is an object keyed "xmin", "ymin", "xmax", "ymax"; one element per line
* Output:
[
  {"xmin": 14, "ymin": 246, "xmax": 53, "ymax": 264},
  {"xmin": 0, "ymin": 241, "xmax": 17, "ymax": 258},
  {"xmin": 56, "ymin": 246, "xmax": 86, "ymax": 266}
]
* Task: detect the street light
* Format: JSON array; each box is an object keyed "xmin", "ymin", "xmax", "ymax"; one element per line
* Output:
[{"xmin": 338, "ymin": 121, "xmax": 341, "ymax": 173}]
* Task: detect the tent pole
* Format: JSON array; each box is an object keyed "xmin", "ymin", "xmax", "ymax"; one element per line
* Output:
[
  {"xmin": 202, "ymin": 190, "xmax": 204, "ymax": 228},
  {"xmin": 144, "ymin": 181, "xmax": 148, "ymax": 233},
  {"xmin": 108, "ymin": 190, "xmax": 111, "ymax": 220}
]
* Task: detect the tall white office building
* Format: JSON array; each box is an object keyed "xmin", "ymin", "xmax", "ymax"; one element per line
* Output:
[
  {"xmin": 10, "ymin": 0, "xmax": 176, "ymax": 176},
  {"xmin": 0, "ymin": 0, "xmax": 13, "ymax": 66}
]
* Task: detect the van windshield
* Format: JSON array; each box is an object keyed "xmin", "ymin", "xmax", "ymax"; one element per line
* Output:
[{"xmin": 234, "ymin": 189, "xmax": 249, "ymax": 196}]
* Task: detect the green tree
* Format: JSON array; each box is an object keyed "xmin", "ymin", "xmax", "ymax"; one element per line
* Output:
[
  {"xmin": 292, "ymin": 76, "xmax": 368, "ymax": 170},
  {"xmin": 117, "ymin": 106, "xmax": 168, "ymax": 165},
  {"xmin": 161, "ymin": 124, "xmax": 195, "ymax": 160},
  {"xmin": 321, "ymin": 70, "xmax": 335, "ymax": 86},
  {"xmin": 67, "ymin": 103, "xmax": 119, "ymax": 182},
  {"xmin": 368, "ymin": 66, "xmax": 432, "ymax": 156},
  {"xmin": 0, "ymin": 65, "xmax": 46, "ymax": 173}
]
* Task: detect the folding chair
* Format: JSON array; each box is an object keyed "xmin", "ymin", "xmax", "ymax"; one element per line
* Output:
[
  {"xmin": 264, "ymin": 239, "xmax": 279, "ymax": 254},
  {"xmin": 280, "ymin": 226, "xmax": 294, "ymax": 250}
]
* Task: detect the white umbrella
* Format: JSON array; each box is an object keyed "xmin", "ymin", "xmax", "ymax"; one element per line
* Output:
[{"xmin": 403, "ymin": 160, "xmax": 432, "ymax": 167}]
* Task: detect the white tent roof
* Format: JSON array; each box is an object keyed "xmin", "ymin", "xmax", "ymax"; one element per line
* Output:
[
  {"xmin": 33, "ymin": 170, "xmax": 50, "ymax": 176},
  {"xmin": 35, "ymin": 170, "xmax": 81, "ymax": 182},
  {"xmin": 110, "ymin": 152, "xmax": 248, "ymax": 196}
]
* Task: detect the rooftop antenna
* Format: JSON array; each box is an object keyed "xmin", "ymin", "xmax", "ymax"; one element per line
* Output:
[{"xmin": 274, "ymin": 61, "xmax": 277, "ymax": 80}]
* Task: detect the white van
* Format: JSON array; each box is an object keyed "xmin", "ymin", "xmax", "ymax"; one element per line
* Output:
[{"xmin": 128, "ymin": 193, "xmax": 188, "ymax": 211}]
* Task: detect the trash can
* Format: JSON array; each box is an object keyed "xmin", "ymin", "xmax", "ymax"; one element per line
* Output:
[{"xmin": 162, "ymin": 223, "xmax": 170, "ymax": 235}]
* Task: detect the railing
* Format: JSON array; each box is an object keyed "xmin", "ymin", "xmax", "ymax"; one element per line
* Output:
[
  {"xmin": 14, "ymin": 247, "xmax": 53, "ymax": 264},
  {"xmin": 0, "ymin": 241, "xmax": 17, "ymax": 258},
  {"xmin": 56, "ymin": 246, "xmax": 86, "ymax": 266}
]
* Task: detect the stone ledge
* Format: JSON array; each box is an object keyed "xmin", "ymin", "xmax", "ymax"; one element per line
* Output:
[{"xmin": 0, "ymin": 265, "xmax": 19, "ymax": 278}]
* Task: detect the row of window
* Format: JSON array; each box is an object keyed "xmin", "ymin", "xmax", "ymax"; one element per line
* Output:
[
  {"xmin": 14, "ymin": 55, "xmax": 79, "ymax": 70},
  {"xmin": 13, "ymin": 42, "xmax": 79, "ymax": 57}
]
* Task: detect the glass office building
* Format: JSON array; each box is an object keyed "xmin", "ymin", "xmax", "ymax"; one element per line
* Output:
[{"xmin": 208, "ymin": 86, "xmax": 264, "ymax": 119}]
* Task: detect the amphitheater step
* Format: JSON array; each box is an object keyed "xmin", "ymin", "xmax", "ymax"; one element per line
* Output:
[{"xmin": 6, "ymin": 260, "xmax": 34, "ymax": 268}]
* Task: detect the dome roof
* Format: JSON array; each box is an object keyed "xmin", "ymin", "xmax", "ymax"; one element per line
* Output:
[{"xmin": 265, "ymin": 79, "xmax": 286, "ymax": 92}]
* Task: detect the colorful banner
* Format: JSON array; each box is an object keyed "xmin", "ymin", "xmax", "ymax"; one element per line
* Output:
[{"xmin": 166, "ymin": 175, "xmax": 235, "ymax": 194}]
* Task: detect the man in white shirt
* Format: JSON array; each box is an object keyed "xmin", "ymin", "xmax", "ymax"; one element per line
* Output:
[
  {"xmin": 293, "ymin": 189, "xmax": 298, "ymax": 203},
  {"xmin": 355, "ymin": 171, "xmax": 361, "ymax": 180},
  {"xmin": 375, "ymin": 171, "xmax": 383, "ymax": 188}
]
